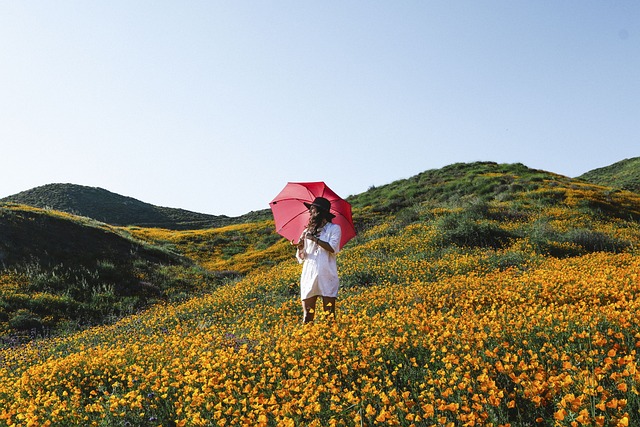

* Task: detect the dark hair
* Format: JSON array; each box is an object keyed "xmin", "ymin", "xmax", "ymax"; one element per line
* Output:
[{"xmin": 307, "ymin": 209, "xmax": 332, "ymax": 236}]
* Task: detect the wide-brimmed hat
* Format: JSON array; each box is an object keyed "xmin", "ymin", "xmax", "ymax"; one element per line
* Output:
[{"xmin": 304, "ymin": 197, "xmax": 336, "ymax": 219}]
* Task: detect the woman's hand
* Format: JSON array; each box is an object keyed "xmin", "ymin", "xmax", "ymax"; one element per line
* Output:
[{"xmin": 291, "ymin": 238, "xmax": 305, "ymax": 250}]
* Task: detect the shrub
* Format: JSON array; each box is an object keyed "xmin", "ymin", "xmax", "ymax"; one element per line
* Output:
[
  {"xmin": 562, "ymin": 228, "xmax": 630, "ymax": 253},
  {"xmin": 8, "ymin": 309, "xmax": 43, "ymax": 332},
  {"xmin": 340, "ymin": 270, "xmax": 378, "ymax": 289},
  {"xmin": 434, "ymin": 210, "xmax": 514, "ymax": 249}
]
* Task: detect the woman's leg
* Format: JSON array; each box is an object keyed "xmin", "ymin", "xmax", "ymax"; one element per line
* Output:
[
  {"xmin": 322, "ymin": 296, "xmax": 336, "ymax": 320},
  {"xmin": 302, "ymin": 296, "xmax": 318, "ymax": 323}
]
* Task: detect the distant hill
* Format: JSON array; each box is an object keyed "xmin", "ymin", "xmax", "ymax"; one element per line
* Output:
[
  {"xmin": 346, "ymin": 161, "xmax": 640, "ymax": 234},
  {"xmin": 577, "ymin": 157, "xmax": 640, "ymax": 194},
  {"xmin": 348, "ymin": 161, "xmax": 565, "ymax": 213},
  {"xmin": 0, "ymin": 183, "xmax": 269, "ymax": 230}
]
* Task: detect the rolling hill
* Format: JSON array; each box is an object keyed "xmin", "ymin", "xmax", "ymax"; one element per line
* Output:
[
  {"xmin": 0, "ymin": 204, "xmax": 218, "ymax": 336},
  {"xmin": 3, "ymin": 156, "xmax": 637, "ymax": 231},
  {"xmin": 577, "ymin": 156, "xmax": 640, "ymax": 194},
  {"xmin": 0, "ymin": 160, "xmax": 639, "ymax": 426},
  {"xmin": 1, "ymin": 159, "xmax": 639, "ymax": 338},
  {"xmin": 0, "ymin": 205, "xmax": 179, "ymax": 269},
  {"xmin": 0, "ymin": 183, "xmax": 270, "ymax": 230},
  {"xmin": 348, "ymin": 160, "xmax": 640, "ymax": 228}
]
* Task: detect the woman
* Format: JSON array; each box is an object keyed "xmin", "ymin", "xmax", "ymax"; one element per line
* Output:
[{"xmin": 294, "ymin": 197, "xmax": 342, "ymax": 324}]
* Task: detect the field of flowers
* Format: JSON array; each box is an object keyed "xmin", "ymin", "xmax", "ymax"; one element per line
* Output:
[{"xmin": 1, "ymin": 192, "xmax": 639, "ymax": 427}]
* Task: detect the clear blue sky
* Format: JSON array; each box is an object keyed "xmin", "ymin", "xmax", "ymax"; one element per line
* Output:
[{"xmin": 1, "ymin": 1, "xmax": 638, "ymax": 216}]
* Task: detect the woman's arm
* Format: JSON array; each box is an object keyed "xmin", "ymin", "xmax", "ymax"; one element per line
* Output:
[
  {"xmin": 307, "ymin": 224, "xmax": 341, "ymax": 254},
  {"xmin": 306, "ymin": 233, "xmax": 334, "ymax": 253}
]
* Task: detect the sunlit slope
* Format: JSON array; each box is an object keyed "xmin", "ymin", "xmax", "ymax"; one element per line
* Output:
[
  {"xmin": 351, "ymin": 161, "xmax": 638, "ymax": 212},
  {"xmin": 1, "ymin": 161, "xmax": 640, "ymax": 426},
  {"xmin": 125, "ymin": 220, "xmax": 290, "ymax": 274},
  {"xmin": 578, "ymin": 157, "xmax": 640, "ymax": 194}
]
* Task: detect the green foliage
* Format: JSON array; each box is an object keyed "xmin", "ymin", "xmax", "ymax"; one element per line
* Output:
[
  {"xmin": 524, "ymin": 217, "xmax": 633, "ymax": 257},
  {"xmin": 0, "ymin": 259, "xmax": 232, "ymax": 337},
  {"xmin": 433, "ymin": 204, "xmax": 515, "ymax": 249},
  {"xmin": 562, "ymin": 228, "xmax": 630, "ymax": 253},
  {"xmin": 340, "ymin": 269, "xmax": 379, "ymax": 289},
  {"xmin": 348, "ymin": 162, "xmax": 566, "ymax": 224},
  {"xmin": 8, "ymin": 309, "xmax": 43, "ymax": 332},
  {"xmin": 0, "ymin": 204, "xmax": 235, "ymax": 336},
  {"xmin": 578, "ymin": 156, "xmax": 640, "ymax": 193},
  {"xmin": 482, "ymin": 249, "xmax": 536, "ymax": 271},
  {"xmin": 576, "ymin": 191, "xmax": 640, "ymax": 220}
]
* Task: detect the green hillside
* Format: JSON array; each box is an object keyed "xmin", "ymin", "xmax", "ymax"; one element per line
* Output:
[
  {"xmin": 2, "ymin": 161, "xmax": 640, "ymax": 340},
  {"xmin": 0, "ymin": 204, "xmax": 228, "ymax": 337},
  {"xmin": 348, "ymin": 161, "xmax": 640, "ymax": 232},
  {"xmin": 0, "ymin": 161, "xmax": 639, "ymax": 426},
  {"xmin": 0, "ymin": 183, "xmax": 269, "ymax": 230},
  {"xmin": 349, "ymin": 161, "xmax": 557, "ymax": 213},
  {"xmin": 577, "ymin": 156, "xmax": 640, "ymax": 193}
]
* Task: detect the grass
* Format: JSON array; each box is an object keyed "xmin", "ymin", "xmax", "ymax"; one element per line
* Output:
[{"xmin": 578, "ymin": 157, "xmax": 640, "ymax": 194}]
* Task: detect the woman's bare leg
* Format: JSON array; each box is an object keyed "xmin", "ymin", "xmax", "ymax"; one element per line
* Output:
[
  {"xmin": 302, "ymin": 296, "xmax": 318, "ymax": 323},
  {"xmin": 322, "ymin": 297, "xmax": 336, "ymax": 320}
]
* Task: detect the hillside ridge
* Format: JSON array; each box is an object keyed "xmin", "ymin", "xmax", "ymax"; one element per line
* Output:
[
  {"xmin": 577, "ymin": 156, "xmax": 640, "ymax": 194},
  {"xmin": 0, "ymin": 183, "xmax": 269, "ymax": 230},
  {"xmin": 2, "ymin": 158, "xmax": 638, "ymax": 226}
]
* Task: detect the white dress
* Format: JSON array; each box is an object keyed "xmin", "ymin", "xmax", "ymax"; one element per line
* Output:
[{"xmin": 296, "ymin": 222, "xmax": 342, "ymax": 300}]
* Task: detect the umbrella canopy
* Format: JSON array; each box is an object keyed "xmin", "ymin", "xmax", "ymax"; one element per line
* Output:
[{"xmin": 269, "ymin": 182, "xmax": 356, "ymax": 249}]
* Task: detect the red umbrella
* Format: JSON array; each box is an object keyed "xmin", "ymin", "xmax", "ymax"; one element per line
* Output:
[{"xmin": 269, "ymin": 182, "xmax": 356, "ymax": 249}]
